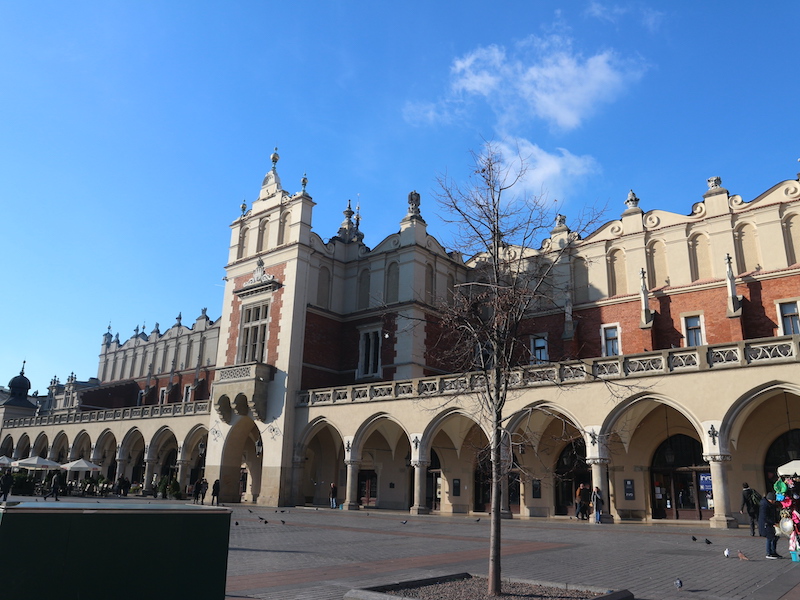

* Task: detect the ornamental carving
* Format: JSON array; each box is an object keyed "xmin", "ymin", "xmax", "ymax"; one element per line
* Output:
[{"xmin": 235, "ymin": 258, "xmax": 282, "ymax": 297}]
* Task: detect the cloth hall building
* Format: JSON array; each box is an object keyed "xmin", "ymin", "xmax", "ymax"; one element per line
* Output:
[{"xmin": 4, "ymin": 152, "xmax": 800, "ymax": 529}]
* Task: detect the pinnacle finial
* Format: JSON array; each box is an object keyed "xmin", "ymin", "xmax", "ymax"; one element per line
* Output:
[
  {"xmin": 241, "ymin": 199, "xmax": 247, "ymax": 217},
  {"xmin": 20, "ymin": 360, "xmax": 26, "ymax": 376},
  {"xmin": 301, "ymin": 172, "xmax": 308, "ymax": 192},
  {"xmin": 270, "ymin": 147, "xmax": 280, "ymax": 170}
]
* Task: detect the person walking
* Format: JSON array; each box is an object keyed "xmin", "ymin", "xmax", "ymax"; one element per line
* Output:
[
  {"xmin": 211, "ymin": 479, "xmax": 220, "ymax": 506},
  {"xmin": 740, "ymin": 482, "xmax": 760, "ymax": 536},
  {"xmin": 43, "ymin": 471, "xmax": 61, "ymax": 501},
  {"xmin": 591, "ymin": 486, "xmax": 604, "ymax": 523},
  {"xmin": 0, "ymin": 470, "xmax": 13, "ymax": 502},
  {"xmin": 329, "ymin": 482, "xmax": 338, "ymax": 509},
  {"xmin": 192, "ymin": 477, "xmax": 203, "ymax": 504},
  {"xmin": 200, "ymin": 478, "xmax": 209, "ymax": 505},
  {"xmin": 759, "ymin": 491, "xmax": 781, "ymax": 559},
  {"xmin": 579, "ymin": 483, "xmax": 592, "ymax": 520},
  {"xmin": 575, "ymin": 484, "xmax": 584, "ymax": 519}
]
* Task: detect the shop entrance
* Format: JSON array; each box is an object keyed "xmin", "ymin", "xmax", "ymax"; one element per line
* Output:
[
  {"xmin": 650, "ymin": 434, "xmax": 711, "ymax": 520},
  {"xmin": 554, "ymin": 439, "xmax": 589, "ymax": 515},
  {"xmin": 358, "ymin": 470, "xmax": 377, "ymax": 507}
]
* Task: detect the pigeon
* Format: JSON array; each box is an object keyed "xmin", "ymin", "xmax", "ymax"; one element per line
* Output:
[
  {"xmin": 280, "ymin": 519, "xmax": 285, "ymax": 525},
  {"xmin": 691, "ymin": 536, "xmax": 697, "ymax": 541},
  {"xmin": 401, "ymin": 520, "xmax": 408, "ymax": 524},
  {"xmin": 248, "ymin": 509, "xmax": 253, "ymax": 513},
  {"xmin": 280, "ymin": 510, "xmax": 285, "ymax": 513},
  {"xmin": 476, "ymin": 518, "xmax": 481, "ymax": 522},
  {"xmin": 738, "ymin": 550, "xmax": 749, "ymax": 560},
  {"xmin": 674, "ymin": 578, "xmax": 683, "ymax": 591},
  {"xmin": 724, "ymin": 548, "xmax": 730, "ymax": 558},
  {"xmin": 705, "ymin": 538, "xmax": 712, "ymax": 545},
  {"xmin": 235, "ymin": 521, "xmax": 239, "ymax": 526},
  {"xmin": 264, "ymin": 521, "xmax": 268, "ymax": 525}
]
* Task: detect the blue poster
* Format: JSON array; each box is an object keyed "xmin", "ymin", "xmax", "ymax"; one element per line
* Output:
[{"xmin": 699, "ymin": 473, "xmax": 713, "ymax": 491}]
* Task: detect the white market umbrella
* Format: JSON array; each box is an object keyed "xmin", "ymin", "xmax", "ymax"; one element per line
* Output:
[
  {"xmin": 60, "ymin": 458, "xmax": 102, "ymax": 472},
  {"xmin": 0, "ymin": 456, "xmax": 12, "ymax": 467},
  {"xmin": 778, "ymin": 459, "xmax": 800, "ymax": 476},
  {"xmin": 11, "ymin": 456, "xmax": 62, "ymax": 470}
]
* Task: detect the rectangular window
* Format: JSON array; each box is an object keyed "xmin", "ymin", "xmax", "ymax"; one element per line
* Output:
[
  {"xmin": 602, "ymin": 325, "xmax": 620, "ymax": 357},
  {"xmin": 779, "ymin": 301, "xmax": 800, "ymax": 335},
  {"xmin": 683, "ymin": 315, "xmax": 704, "ymax": 347},
  {"xmin": 358, "ymin": 328, "xmax": 381, "ymax": 378},
  {"xmin": 183, "ymin": 385, "xmax": 192, "ymax": 403},
  {"xmin": 530, "ymin": 335, "xmax": 549, "ymax": 363},
  {"xmin": 238, "ymin": 302, "xmax": 270, "ymax": 363},
  {"xmin": 159, "ymin": 387, "xmax": 166, "ymax": 404}
]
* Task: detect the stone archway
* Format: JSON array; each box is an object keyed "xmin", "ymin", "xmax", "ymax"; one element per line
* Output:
[
  {"xmin": 219, "ymin": 417, "xmax": 262, "ymax": 504},
  {"xmin": 298, "ymin": 419, "xmax": 344, "ymax": 507}
]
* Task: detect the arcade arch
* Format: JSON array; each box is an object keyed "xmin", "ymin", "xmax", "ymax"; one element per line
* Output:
[{"xmin": 220, "ymin": 417, "xmax": 262, "ymax": 504}]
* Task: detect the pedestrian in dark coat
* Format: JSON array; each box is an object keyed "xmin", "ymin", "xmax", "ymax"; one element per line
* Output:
[
  {"xmin": 759, "ymin": 492, "xmax": 780, "ymax": 559},
  {"xmin": 740, "ymin": 482, "xmax": 759, "ymax": 536}
]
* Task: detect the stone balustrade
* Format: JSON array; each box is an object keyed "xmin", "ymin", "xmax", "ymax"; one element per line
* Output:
[
  {"xmin": 297, "ymin": 334, "xmax": 799, "ymax": 406},
  {"xmin": 3, "ymin": 401, "xmax": 211, "ymax": 429}
]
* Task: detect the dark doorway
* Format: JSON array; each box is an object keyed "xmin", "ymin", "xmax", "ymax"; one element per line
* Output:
[
  {"xmin": 425, "ymin": 450, "xmax": 441, "ymax": 511},
  {"xmin": 358, "ymin": 470, "xmax": 377, "ymax": 507},
  {"xmin": 650, "ymin": 434, "xmax": 711, "ymax": 520},
  {"xmin": 555, "ymin": 438, "xmax": 589, "ymax": 515},
  {"xmin": 764, "ymin": 428, "xmax": 800, "ymax": 490}
]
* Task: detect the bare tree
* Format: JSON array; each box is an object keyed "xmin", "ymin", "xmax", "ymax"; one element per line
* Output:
[{"xmin": 432, "ymin": 142, "xmax": 598, "ymax": 596}]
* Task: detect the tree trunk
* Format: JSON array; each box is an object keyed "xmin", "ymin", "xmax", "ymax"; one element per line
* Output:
[{"xmin": 488, "ymin": 409, "xmax": 502, "ymax": 595}]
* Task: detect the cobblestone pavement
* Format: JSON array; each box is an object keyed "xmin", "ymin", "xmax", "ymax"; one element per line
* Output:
[
  {"xmin": 7, "ymin": 495, "xmax": 799, "ymax": 600},
  {"xmin": 220, "ymin": 505, "xmax": 800, "ymax": 600}
]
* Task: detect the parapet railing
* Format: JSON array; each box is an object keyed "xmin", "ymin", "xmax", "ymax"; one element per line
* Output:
[
  {"xmin": 3, "ymin": 400, "xmax": 211, "ymax": 429},
  {"xmin": 297, "ymin": 335, "xmax": 799, "ymax": 406}
]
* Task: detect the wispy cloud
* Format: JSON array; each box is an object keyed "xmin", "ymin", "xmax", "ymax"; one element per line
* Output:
[
  {"xmin": 405, "ymin": 32, "xmax": 646, "ymax": 132},
  {"xmin": 584, "ymin": 2, "xmax": 665, "ymax": 33},
  {"xmin": 494, "ymin": 137, "xmax": 600, "ymax": 203}
]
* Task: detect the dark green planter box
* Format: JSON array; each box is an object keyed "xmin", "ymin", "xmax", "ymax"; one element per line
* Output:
[{"xmin": 0, "ymin": 502, "xmax": 231, "ymax": 600}]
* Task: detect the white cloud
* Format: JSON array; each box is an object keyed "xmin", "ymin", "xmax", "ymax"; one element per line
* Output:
[
  {"xmin": 451, "ymin": 45, "xmax": 506, "ymax": 96},
  {"xmin": 494, "ymin": 137, "xmax": 600, "ymax": 203},
  {"xmin": 405, "ymin": 33, "xmax": 645, "ymax": 132},
  {"xmin": 584, "ymin": 2, "xmax": 665, "ymax": 33}
]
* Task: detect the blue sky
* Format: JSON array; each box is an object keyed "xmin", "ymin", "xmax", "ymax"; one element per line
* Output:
[{"xmin": 2, "ymin": 2, "xmax": 799, "ymax": 393}]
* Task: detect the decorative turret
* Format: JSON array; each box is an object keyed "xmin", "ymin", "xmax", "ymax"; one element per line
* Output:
[
  {"xmin": 333, "ymin": 199, "xmax": 364, "ymax": 243},
  {"xmin": 260, "ymin": 147, "xmax": 283, "ymax": 198}
]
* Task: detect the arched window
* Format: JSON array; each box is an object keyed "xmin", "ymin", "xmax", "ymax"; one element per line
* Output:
[
  {"xmin": 572, "ymin": 257, "xmax": 590, "ymax": 304},
  {"xmin": 385, "ymin": 262, "xmax": 399, "ymax": 304},
  {"xmin": 446, "ymin": 273, "xmax": 456, "ymax": 305},
  {"xmin": 237, "ymin": 227, "xmax": 249, "ymax": 260},
  {"xmin": 607, "ymin": 249, "xmax": 627, "ymax": 297},
  {"xmin": 277, "ymin": 212, "xmax": 291, "ymax": 246},
  {"xmin": 256, "ymin": 219, "xmax": 268, "ymax": 253},
  {"xmin": 317, "ymin": 266, "xmax": 331, "ymax": 309},
  {"xmin": 735, "ymin": 222, "xmax": 761, "ymax": 274},
  {"xmin": 688, "ymin": 233, "xmax": 712, "ymax": 282},
  {"xmin": 784, "ymin": 214, "xmax": 800, "ymax": 266},
  {"xmin": 357, "ymin": 269, "xmax": 371, "ymax": 310},
  {"xmin": 647, "ymin": 240, "xmax": 669, "ymax": 289},
  {"xmin": 425, "ymin": 263, "xmax": 435, "ymax": 304}
]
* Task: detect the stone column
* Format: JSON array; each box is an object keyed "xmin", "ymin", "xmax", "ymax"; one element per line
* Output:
[
  {"xmin": 143, "ymin": 459, "xmax": 157, "ymax": 496},
  {"xmin": 343, "ymin": 460, "xmax": 361, "ymax": 511},
  {"xmin": 500, "ymin": 474, "xmax": 512, "ymax": 519},
  {"xmin": 704, "ymin": 453, "xmax": 737, "ymax": 529},
  {"xmin": 587, "ymin": 458, "xmax": 613, "ymax": 524},
  {"xmin": 410, "ymin": 460, "xmax": 429, "ymax": 515},
  {"xmin": 176, "ymin": 460, "xmax": 190, "ymax": 494},
  {"xmin": 291, "ymin": 459, "xmax": 305, "ymax": 506}
]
